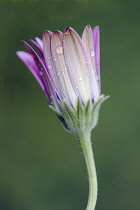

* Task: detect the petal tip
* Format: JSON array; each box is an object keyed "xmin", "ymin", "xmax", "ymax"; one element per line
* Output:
[{"xmin": 64, "ymin": 27, "xmax": 72, "ymax": 35}]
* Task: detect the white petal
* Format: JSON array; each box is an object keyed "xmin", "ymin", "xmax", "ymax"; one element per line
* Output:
[
  {"xmin": 82, "ymin": 25, "xmax": 100, "ymax": 101},
  {"xmin": 51, "ymin": 31, "xmax": 78, "ymax": 107},
  {"xmin": 63, "ymin": 27, "xmax": 91, "ymax": 104}
]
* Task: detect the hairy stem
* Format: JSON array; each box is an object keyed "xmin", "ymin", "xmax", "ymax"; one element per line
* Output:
[{"xmin": 78, "ymin": 131, "xmax": 98, "ymax": 210}]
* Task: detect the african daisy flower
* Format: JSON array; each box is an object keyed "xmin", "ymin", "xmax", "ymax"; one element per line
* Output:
[{"xmin": 17, "ymin": 25, "xmax": 109, "ymax": 210}]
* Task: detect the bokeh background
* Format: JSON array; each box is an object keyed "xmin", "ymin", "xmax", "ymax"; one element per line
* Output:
[{"xmin": 1, "ymin": 0, "xmax": 140, "ymax": 209}]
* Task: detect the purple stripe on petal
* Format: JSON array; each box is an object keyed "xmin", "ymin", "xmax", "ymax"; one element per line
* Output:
[{"xmin": 93, "ymin": 26, "xmax": 100, "ymax": 91}]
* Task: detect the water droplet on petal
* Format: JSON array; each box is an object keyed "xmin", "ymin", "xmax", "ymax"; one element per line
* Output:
[
  {"xmin": 76, "ymin": 85, "xmax": 79, "ymax": 89},
  {"xmin": 57, "ymin": 72, "xmax": 61, "ymax": 76},
  {"xmin": 56, "ymin": 45, "xmax": 63, "ymax": 55},
  {"xmin": 96, "ymin": 75, "xmax": 99, "ymax": 80},
  {"xmin": 39, "ymin": 71, "xmax": 43, "ymax": 76},
  {"xmin": 54, "ymin": 58, "xmax": 57, "ymax": 61},
  {"xmin": 90, "ymin": 50, "xmax": 95, "ymax": 57},
  {"xmin": 79, "ymin": 76, "xmax": 82, "ymax": 81},
  {"xmin": 64, "ymin": 67, "xmax": 67, "ymax": 71},
  {"xmin": 48, "ymin": 64, "xmax": 52, "ymax": 69}
]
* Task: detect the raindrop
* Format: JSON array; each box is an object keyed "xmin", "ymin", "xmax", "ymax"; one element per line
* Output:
[
  {"xmin": 76, "ymin": 85, "xmax": 79, "ymax": 89},
  {"xmin": 54, "ymin": 58, "xmax": 57, "ymax": 61},
  {"xmin": 48, "ymin": 64, "xmax": 52, "ymax": 69},
  {"xmin": 56, "ymin": 45, "xmax": 63, "ymax": 55},
  {"xmin": 90, "ymin": 50, "xmax": 95, "ymax": 57},
  {"xmin": 57, "ymin": 72, "xmax": 61, "ymax": 76},
  {"xmin": 39, "ymin": 71, "xmax": 43, "ymax": 76},
  {"xmin": 64, "ymin": 67, "xmax": 67, "ymax": 71},
  {"xmin": 79, "ymin": 76, "xmax": 82, "ymax": 81},
  {"xmin": 96, "ymin": 75, "xmax": 99, "ymax": 80}
]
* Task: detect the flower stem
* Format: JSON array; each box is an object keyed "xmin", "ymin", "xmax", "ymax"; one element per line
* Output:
[{"xmin": 77, "ymin": 131, "xmax": 97, "ymax": 210}]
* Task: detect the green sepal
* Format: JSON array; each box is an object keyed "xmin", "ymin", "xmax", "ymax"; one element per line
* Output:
[
  {"xmin": 91, "ymin": 95, "xmax": 110, "ymax": 130},
  {"xmin": 49, "ymin": 104, "xmax": 72, "ymax": 132},
  {"xmin": 49, "ymin": 94, "xmax": 109, "ymax": 134},
  {"xmin": 77, "ymin": 98, "xmax": 85, "ymax": 131}
]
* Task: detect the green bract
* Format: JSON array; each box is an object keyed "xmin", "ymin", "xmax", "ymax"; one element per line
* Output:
[{"xmin": 49, "ymin": 94, "xmax": 109, "ymax": 135}]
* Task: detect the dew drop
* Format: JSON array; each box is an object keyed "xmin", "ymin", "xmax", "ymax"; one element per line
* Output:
[
  {"xmin": 39, "ymin": 71, "xmax": 43, "ymax": 76},
  {"xmin": 57, "ymin": 72, "xmax": 61, "ymax": 76},
  {"xmin": 48, "ymin": 64, "xmax": 52, "ymax": 69},
  {"xmin": 54, "ymin": 58, "xmax": 57, "ymax": 62},
  {"xmin": 64, "ymin": 67, "xmax": 67, "ymax": 71},
  {"xmin": 96, "ymin": 75, "xmax": 99, "ymax": 80},
  {"xmin": 56, "ymin": 45, "xmax": 63, "ymax": 55},
  {"xmin": 76, "ymin": 85, "xmax": 79, "ymax": 89},
  {"xmin": 79, "ymin": 76, "xmax": 82, "ymax": 81},
  {"xmin": 90, "ymin": 50, "xmax": 95, "ymax": 57}
]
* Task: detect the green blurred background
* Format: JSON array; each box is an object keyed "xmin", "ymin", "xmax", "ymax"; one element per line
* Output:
[{"xmin": 1, "ymin": 0, "xmax": 140, "ymax": 209}]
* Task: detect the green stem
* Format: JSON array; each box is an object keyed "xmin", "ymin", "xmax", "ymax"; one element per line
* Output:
[{"xmin": 77, "ymin": 131, "xmax": 98, "ymax": 210}]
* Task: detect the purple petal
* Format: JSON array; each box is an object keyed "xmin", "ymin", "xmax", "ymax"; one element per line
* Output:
[
  {"xmin": 20, "ymin": 41, "xmax": 55, "ymax": 101},
  {"xmin": 30, "ymin": 39, "xmax": 44, "ymax": 58},
  {"xmin": 16, "ymin": 51, "xmax": 48, "ymax": 95},
  {"xmin": 93, "ymin": 26, "xmax": 100, "ymax": 90},
  {"xmin": 21, "ymin": 40, "xmax": 47, "ymax": 75},
  {"xmin": 35, "ymin": 37, "xmax": 43, "ymax": 50}
]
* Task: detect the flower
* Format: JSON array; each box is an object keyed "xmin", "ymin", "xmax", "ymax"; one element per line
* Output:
[
  {"xmin": 16, "ymin": 25, "xmax": 109, "ymax": 133},
  {"xmin": 16, "ymin": 26, "xmax": 109, "ymax": 209}
]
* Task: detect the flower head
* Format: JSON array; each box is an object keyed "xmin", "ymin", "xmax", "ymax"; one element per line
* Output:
[{"xmin": 17, "ymin": 25, "xmax": 109, "ymax": 133}]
